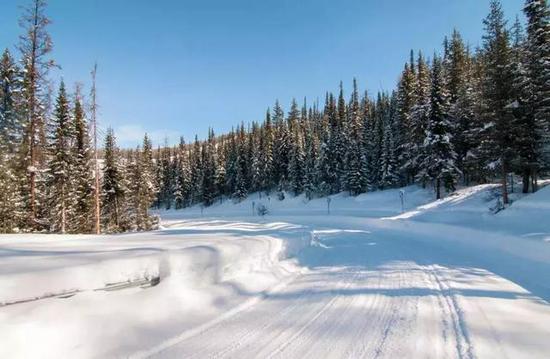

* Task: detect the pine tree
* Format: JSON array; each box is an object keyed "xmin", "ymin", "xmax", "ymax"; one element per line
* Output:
[
  {"xmin": 18, "ymin": 0, "xmax": 56, "ymax": 226},
  {"xmin": 303, "ymin": 118, "xmax": 319, "ymax": 200},
  {"xmin": 71, "ymin": 92, "xmax": 95, "ymax": 233},
  {"xmin": 524, "ymin": 0, "xmax": 550, "ymax": 179},
  {"xmin": 289, "ymin": 119, "xmax": 305, "ymax": 195},
  {"xmin": 324, "ymin": 92, "xmax": 342, "ymax": 193},
  {"xmin": 249, "ymin": 122, "xmax": 262, "ymax": 194},
  {"xmin": 287, "ymin": 99, "xmax": 305, "ymax": 195},
  {"xmin": 417, "ymin": 56, "xmax": 460, "ymax": 199},
  {"xmin": 408, "ymin": 52, "xmax": 431, "ymax": 183},
  {"xmin": 446, "ymin": 30, "xmax": 472, "ymax": 180},
  {"xmin": 482, "ymin": 0, "xmax": 515, "ymax": 204},
  {"xmin": 379, "ymin": 93, "xmax": 401, "ymax": 189},
  {"xmin": 315, "ymin": 105, "xmax": 333, "ymax": 196},
  {"xmin": 462, "ymin": 50, "xmax": 492, "ymax": 184},
  {"xmin": 201, "ymin": 129, "xmax": 217, "ymax": 205},
  {"xmin": 137, "ymin": 134, "xmax": 157, "ymax": 227},
  {"xmin": 507, "ymin": 17, "xmax": 539, "ymax": 193},
  {"xmin": 47, "ymin": 82, "xmax": 74, "ymax": 233},
  {"xmin": 0, "ymin": 153, "xmax": 24, "ymax": 232},
  {"xmin": 216, "ymin": 136, "xmax": 228, "ymax": 201},
  {"xmin": 174, "ymin": 137, "xmax": 191, "ymax": 209},
  {"xmin": 0, "ymin": 49, "xmax": 22, "ymax": 155},
  {"xmin": 232, "ymin": 125, "xmax": 248, "ymax": 201},
  {"xmin": 396, "ymin": 60, "xmax": 417, "ymax": 184},
  {"xmin": 259, "ymin": 109, "xmax": 274, "ymax": 192},
  {"xmin": 0, "ymin": 49, "xmax": 24, "ymax": 232},
  {"xmin": 101, "ymin": 128, "xmax": 127, "ymax": 232},
  {"xmin": 345, "ymin": 79, "xmax": 367, "ymax": 195},
  {"xmin": 272, "ymin": 101, "xmax": 289, "ymax": 190}
]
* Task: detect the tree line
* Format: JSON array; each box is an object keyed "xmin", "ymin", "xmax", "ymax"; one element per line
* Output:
[{"xmin": 1, "ymin": 0, "xmax": 549, "ymax": 233}]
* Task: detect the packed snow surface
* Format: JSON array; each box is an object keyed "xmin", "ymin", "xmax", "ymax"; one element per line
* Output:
[{"xmin": 1, "ymin": 185, "xmax": 550, "ymax": 358}]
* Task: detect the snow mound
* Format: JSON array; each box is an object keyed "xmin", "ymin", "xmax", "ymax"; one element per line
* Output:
[
  {"xmin": 496, "ymin": 184, "xmax": 550, "ymax": 241},
  {"xmin": 386, "ymin": 184, "xmax": 499, "ymax": 223}
]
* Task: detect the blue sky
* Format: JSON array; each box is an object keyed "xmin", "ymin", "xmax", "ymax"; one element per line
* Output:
[{"xmin": 0, "ymin": 0, "xmax": 524, "ymax": 147}]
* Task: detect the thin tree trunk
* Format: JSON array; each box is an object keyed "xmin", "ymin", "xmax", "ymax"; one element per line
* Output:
[
  {"xmin": 61, "ymin": 203, "xmax": 66, "ymax": 234},
  {"xmin": 27, "ymin": 0, "xmax": 40, "ymax": 225},
  {"xmin": 532, "ymin": 168, "xmax": 538, "ymax": 193},
  {"xmin": 501, "ymin": 161, "xmax": 509, "ymax": 205},
  {"xmin": 522, "ymin": 170, "xmax": 529, "ymax": 194},
  {"xmin": 91, "ymin": 64, "xmax": 101, "ymax": 234},
  {"xmin": 114, "ymin": 197, "xmax": 119, "ymax": 229}
]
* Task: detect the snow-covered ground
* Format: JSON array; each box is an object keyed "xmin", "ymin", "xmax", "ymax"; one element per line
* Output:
[{"xmin": 1, "ymin": 184, "xmax": 550, "ymax": 358}]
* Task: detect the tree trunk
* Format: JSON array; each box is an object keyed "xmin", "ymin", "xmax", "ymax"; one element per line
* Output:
[
  {"xmin": 501, "ymin": 162, "xmax": 509, "ymax": 205},
  {"xmin": 436, "ymin": 178, "xmax": 441, "ymax": 200},
  {"xmin": 522, "ymin": 170, "xmax": 529, "ymax": 194},
  {"xmin": 532, "ymin": 168, "xmax": 538, "ymax": 193},
  {"xmin": 61, "ymin": 203, "xmax": 66, "ymax": 234}
]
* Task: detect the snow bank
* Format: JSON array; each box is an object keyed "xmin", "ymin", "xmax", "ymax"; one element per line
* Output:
[
  {"xmin": 496, "ymin": 184, "xmax": 550, "ymax": 240},
  {"xmin": 0, "ymin": 222, "xmax": 312, "ymax": 358}
]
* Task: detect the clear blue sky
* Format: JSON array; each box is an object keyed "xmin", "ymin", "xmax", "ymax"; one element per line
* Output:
[{"xmin": 0, "ymin": 0, "xmax": 524, "ymax": 147}]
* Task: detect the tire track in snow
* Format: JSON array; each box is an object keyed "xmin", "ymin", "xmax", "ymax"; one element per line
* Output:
[
  {"xmin": 263, "ymin": 269, "xmax": 364, "ymax": 359},
  {"xmin": 133, "ymin": 272, "xmax": 300, "ymax": 359},
  {"xmin": 200, "ymin": 272, "xmax": 341, "ymax": 359},
  {"xmin": 425, "ymin": 264, "xmax": 474, "ymax": 359}
]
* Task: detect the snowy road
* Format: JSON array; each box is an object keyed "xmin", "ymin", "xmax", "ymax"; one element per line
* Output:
[{"xmin": 142, "ymin": 224, "xmax": 550, "ymax": 359}]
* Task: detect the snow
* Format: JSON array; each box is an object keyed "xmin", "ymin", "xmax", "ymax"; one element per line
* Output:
[{"xmin": 1, "ymin": 184, "xmax": 550, "ymax": 358}]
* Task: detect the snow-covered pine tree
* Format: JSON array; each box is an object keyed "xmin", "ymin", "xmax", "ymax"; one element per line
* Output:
[
  {"xmin": 334, "ymin": 83, "xmax": 348, "ymax": 192},
  {"xmin": 0, "ymin": 49, "xmax": 25, "ymax": 232},
  {"xmin": 408, "ymin": 52, "xmax": 431, "ymax": 184},
  {"xmin": 379, "ymin": 93, "xmax": 401, "ymax": 189},
  {"xmin": 303, "ymin": 118, "xmax": 319, "ymax": 200},
  {"xmin": 368, "ymin": 93, "xmax": 387, "ymax": 189},
  {"xmin": 417, "ymin": 56, "xmax": 460, "ymax": 199},
  {"xmin": 272, "ymin": 100, "xmax": 289, "ymax": 189},
  {"xmin": 224, "ymin": 130, "xmax": 238, "ymax": 197},
  {"xmin": 232, "ymin": 125, "xmax": 248, "ymax": 201},
  {"xmin": 249, "ymin": 122, "xmax": 262, "ymax": 194},
  {"xmin": 101, "ymin": 128, "xmax": 127, "ymax": 232},
  {"xmin": 344, "ymin": 79, "xmax": 367, "ymax": 195},
  {"xmin": 125, "ymin": 148, "xmax": 140, "ymax": 229},
  {"xmin": 396, "ymin": 59, "xmax": 417, "ymax": 184},
  {"xmin": 214, "ymin": 137, "xmax": 227, "ymax": 201},
  {"xmin": 174, "ymin": 137, "xmax": 191, "ymax": 209},
  {"xmin": 138, "ymin": 134, "xmax": 157, "ymax": 228},
  {"xmin": 481, "ymin": 0, "xmax": 515, "ymax": 204},
  {"xmin": 315, "ymin": 103, "xmax": 333, "ymax": 196},
  {"xmin": 508, "ymin": 17, "xmax": 540, "ymax": 193},
  {"xmin": 259, "ymin": 109, "xmax": 274, "ymax": 193},
  {"xmin": 288, "ymin": 99, "xmax": 305, "ymax": 195},
  {"xmin": 201, "ymin": 129, "xmax": 217, "ymax": 206},
  {"xmin": 47, "ymin": 82, "xmax": 75, "ymax": 233},
  {"xmin": 524, "ymin": 0, "xmax": 550, "ymax": 178},
  {"xmin": 70, "ymin": 91, "xmax": 95, "ymax": 233},
  {"xmin": 324, "ymin": 92, "xmax": 342, "ymax": 193},
  {"xmin": 461, "ymin": 49, "xmax": 492, "ymax": 184},
  {"xmin": 445, "ymin": 30, "xmax": 472, "ymax": 180},
  {"xmin": 0, "ymin": 149, "xmax": 24, "ymax": 232},
  {"xmin": 0, "ymin": 49, "xmax": 23, "ymax": 155},
  {"xmin": 159, "ymin": 143, "xmax": 175, "ymax": 209},
  {"xmin": 289, "ymin": 124, "xmax": 305, "ymax": 195}
]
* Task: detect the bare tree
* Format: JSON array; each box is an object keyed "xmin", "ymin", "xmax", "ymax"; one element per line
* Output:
[{"xmin": 91, "ymin": 63, "xmax": 101, "ymax": 234}]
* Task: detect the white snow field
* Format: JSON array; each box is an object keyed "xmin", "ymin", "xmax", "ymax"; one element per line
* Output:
[{"xmin": 1, "ymin": 184, "xmax": 550, "ymax": 358}]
